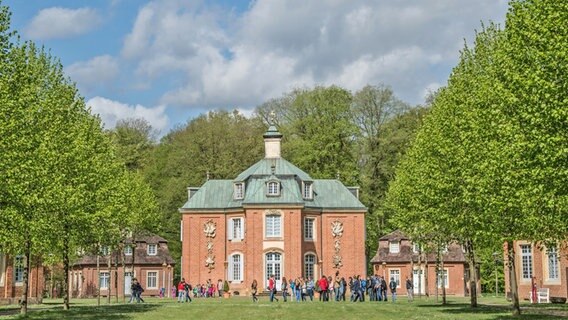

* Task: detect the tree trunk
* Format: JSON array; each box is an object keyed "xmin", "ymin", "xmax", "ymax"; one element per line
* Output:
[
  {"xmin": 63, "ymin": 237, "xmax": 70, "ymax": 310},
  {"xmin": 97, "ymin": 254, "xmax": 101, "ymax": 306},
  {"xmin": 435, "ymin": 247, "xmax": 440, "ymax": 303},
  {"xmin": 417, "ymin": 253, "xmax": 422, "ymax": 298},
  {"xmin": 20, "ymin": 240, "xmax": 31, "ymax": 315},
  {"xmin": 441, "ymin": 253, "xmax": 446, "ymax": 305},
  {"xmin": 464, "ymin": 239, "xmax": 478, "ymax": 307},
  {"xmin": 507, "ymin": 240, "xmax": 521, "ymax": 316},
  {"xmin": 424, "ymin": 254, "xmax": 429, "ymax": 298},
  {"xmin": 121, "ymin": 247, "xmax": 126, "ymax": 303},
  {"xmin": 107, "ymin": 255, "xmax": 111, "ymax": 304}
]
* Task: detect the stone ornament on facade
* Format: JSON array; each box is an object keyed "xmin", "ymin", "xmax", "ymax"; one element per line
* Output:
[
  {"xmin": 204, "ymin": 219, "xmax": 217, "ymax": 238},
  {"xmin": 204, "ymin": 219, "xmax": 217, "ymax": 271},
  {"xmin": 331, "ymin": 219, "xmax": 343, "ymax": 269}
]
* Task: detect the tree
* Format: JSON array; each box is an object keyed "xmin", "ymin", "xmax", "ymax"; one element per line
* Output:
[
  {"xmin": 109, "ymin": 118, "xmax": 156, "ymax": 171},
  {"xmin": 352, "ymin": 84, "xmax": 425, "ymax": 263}
]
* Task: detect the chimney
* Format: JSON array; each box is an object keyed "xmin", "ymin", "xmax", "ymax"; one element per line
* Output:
[{"xmin": 263, "ymin": 112, "xmax": 283, "ymax": 159}]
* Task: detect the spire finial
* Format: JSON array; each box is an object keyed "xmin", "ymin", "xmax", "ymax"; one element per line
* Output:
[
  {"xmin": 269, "ymin": 110, "xmax": 276, "ymax": 125},
  {"xmin": 206, "ymin": 170, "xmax": 210, "ymax": 181}
]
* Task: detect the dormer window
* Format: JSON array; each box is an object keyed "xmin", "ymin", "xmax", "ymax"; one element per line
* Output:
[
  {"xmin": 302, "ymin": 181, "xmax": 313, "ymax": 200},
  {"xmin": 389, "ymin": 241, "xmax": 400, "ymax": 254},
  {"xmin": 147, "ymin": 244, "xmax": 157, "ymax": 256},
  {"xmin": 234, "ymin": 182, "xmax": 245, "ymax": 200},
  {"xmin": 267, "ymin": 181, "xmax": 280, "ymax": 196}
]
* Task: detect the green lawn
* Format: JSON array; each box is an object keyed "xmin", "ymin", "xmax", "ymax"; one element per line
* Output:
[{"xmin": 1, "ymin": 296, "xmax": 567, "ymax": 319}]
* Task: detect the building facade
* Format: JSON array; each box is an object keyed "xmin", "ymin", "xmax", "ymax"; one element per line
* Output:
[
  {"xmin": 180, "ymin": 123, "xmax": 367, "ymax": 295},
  {"xmin": 0, "ymin": 254, "xmax": 44, "ymax": 304},
  {"xmin": 70, "ymin": 234, "xmax": 175, "ymax": 298},
  {"xmin": 371, "ymin": 230, "xmax": 472, "ymax": 297},
  {"xmin": 504, "ymin": 241, "xmax": 568, "ymax": 300}
]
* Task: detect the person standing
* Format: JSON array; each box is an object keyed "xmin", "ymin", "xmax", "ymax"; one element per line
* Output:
[
  {"xmin": 185, "ymin": 281, "xmax": 192, "ymax": 302},
  {"xmin": 319, "ymin": 275, "xmax": 328, "ymax": 302},
  {"xmin": 217, "ymin": 279, "xmax": 223, "ymax": 298},
  {"xmin": 405, "ymin": 276, "xmax": 414, "ymax": 302},
  {"xmin": 177, "ymin": 279, "xmax": 187, "ymax": 303},
  {"xmin": 251, "ymin": 279, "xmax": 259, "ymax": 303},
  {"xmin": 281, "ymin": 277, "xmax": 288, "ymax": 302},
  {"xmin": 334, "ymin": 272, "xmax": 341, "ymax": 301},
  {"xmin": 268, "ymin": 274, "xmax": 279, "ymax": 302},
  {"xmin": 306, "ymin": 277, "xmax": 315, "ymax": 301},
  {"xmin": 389, "ymin": 277, "xmax": 397, "ymax": 303}
]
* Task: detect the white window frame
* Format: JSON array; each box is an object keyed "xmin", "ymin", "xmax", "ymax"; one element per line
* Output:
[
  {"xmin": 304, "ymin": 253, "xmax": 316, "ymax": 279},
  {"xmin": 234, "ymin": 182, "xmax": 245, "ymax": 200},
  {"xmin": 547, "ymin": 247, "xmax": 559, "ymax": 281},
  {"xmin": 99, "ymin": 271, "xmax": 110, "ymax": 290},
  {"xmin": 520, "ymin": 244, "xmax": 533, "ymax": 280},
  {"xmin": 228, "ymin": 253, "xmax": 243, "ymax": 282},
  {"xmin": 124, "ymin": 245, "xmax": 133, "ymax": 256},
  {"xmin": 14, "ymin": 255, "xmax": 25, "ymax": 284},
  {"xmin": 304, "ymin": 217, "xmax": 315, "ymax": 241},
  {"xmin": 389, "ymin": 269, "xmax": 401, "ymax": 288},
  {"xmin": 147, "ymin": 271, "xmax": 158, "ymax": 289},
  {"xmin": 147, "ymin": 244, "xmax": 157, "ymax": 256},
  {"xmin": 412, "ymin": 243, "xmax": 421, "ymax": 254},
  {"xmin": 389, "ymin": 241, "xmax": 400, "ymax": 254},
  {"xmin": 100, "ymin": 246, "xmax": 110, "ymax": 256},
  {"xmin": 267, "ymin": 181, "xmax": 280, "ymax": 196},
  {"xmin": 265, "ymin": 214, "xmax": 282, "ymax": 238},
  {"xmin": 437, "ymin": 268, "xmax": 449, "ymax": 288},
  {"xmin": 302, "ymin": 181, "xmax": 313, "ymax": 200},
  {"xmin": 228, "ymin": 217, "xmax": 245, "ymax": 241}
]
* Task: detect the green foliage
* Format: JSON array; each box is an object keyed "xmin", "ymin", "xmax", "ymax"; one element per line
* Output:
[{"xmin": 108, "ymin": 118, "xmax": 156, "ymax": 171}]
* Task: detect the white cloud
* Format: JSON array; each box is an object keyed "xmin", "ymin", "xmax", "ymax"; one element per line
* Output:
[
  {"xmin": 66, "ymin": 55, "xmax": 119, "ymax": 93},
  {"xmin": 25, "ymin": 7, "xmax": 102, "ymax": 40},
  {"xmin": 120, "ymin": 0, "xmax": 508, "ymax": 108},
  {"xmin": 86, "ymin": 96, "xmax": 169, "ymax": 133}
]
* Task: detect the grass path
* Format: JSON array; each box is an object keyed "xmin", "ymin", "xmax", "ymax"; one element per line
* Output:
[{"xmin": 1, "ymin": 296, "xmax": 567, "ymax": 319}]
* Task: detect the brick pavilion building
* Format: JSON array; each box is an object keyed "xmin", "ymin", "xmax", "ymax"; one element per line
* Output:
[
  {"xmin": 0, "ymin": 254, "xmax": 44, "ymax": 304},
  {"xmin": 70, "ymin": 233, "xmax": 175, "ymax": 298},
  {"xmin": 371, "ymin": 230, "xmax": 474, "ymax": 297},
  {"xmin": 179, "ymin": 122, "xmax": 367, "ymax": 295}
]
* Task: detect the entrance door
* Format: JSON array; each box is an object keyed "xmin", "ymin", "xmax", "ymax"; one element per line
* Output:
[
  {"xmin": 413, "ymin": 269, "xmax": 425, "ymax": 295},
  {"xmin": 124, "ymin": 272, "xmax": 133, "ymax": 296},
  {"xmin": 266, "ymin": 252, "xmax": 282, "ymax": 291}
]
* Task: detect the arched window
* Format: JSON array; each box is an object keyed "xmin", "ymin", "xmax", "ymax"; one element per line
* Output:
[
  {"xmin": 228, "ymin": 253, "xmax": 243, "ymax": 282},
  {"xmin": 304, "ymin": 253, "xmax": 316, "ymax": 279},
  {"xmin": 267, "ymin": 181, "xmax": 280, "ymax": 196}
]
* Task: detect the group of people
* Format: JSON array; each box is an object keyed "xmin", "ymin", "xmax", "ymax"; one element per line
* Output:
[
  {"xmin": 176, "ymin": 278, "xmax": 225, "ymax": 302},
  {"xmin": 260, "ymin": 272, "xmax": 415, "ymax": 303},
  {"xmin": 128, "ymin": 278, "xmax": 145, "ymax": 303}
]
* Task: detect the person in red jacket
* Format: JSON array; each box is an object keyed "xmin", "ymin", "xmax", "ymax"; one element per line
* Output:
[
  {"xmin": 319, "ymin": 275, "xmax": 329, "ymax": 302},
  {"xmin": 177, "ymin": 278, "xmax": 187, "ymax": 302}
]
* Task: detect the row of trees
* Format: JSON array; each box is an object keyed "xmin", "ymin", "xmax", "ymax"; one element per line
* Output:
[
  {"xmin": 0, "ymin": 2, "xmax": 158, "ymax": 314},
  {"xmin": 387, "ymin": 0, "xmax": 567, "ymax": 315}
]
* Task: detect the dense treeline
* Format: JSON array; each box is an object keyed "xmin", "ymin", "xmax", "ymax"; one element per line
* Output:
[
  {"xmin": 0, "ymin": 2, "xmax": 158, "ymax": 314},
  {"xmin": 386, "ymin": 0, "xmax": 567, "ymax": 315}
]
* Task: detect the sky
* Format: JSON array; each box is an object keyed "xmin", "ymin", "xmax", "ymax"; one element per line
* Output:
[{"xmin": 3, "ymin": 0, "xmax": 509, "ymax": 136}]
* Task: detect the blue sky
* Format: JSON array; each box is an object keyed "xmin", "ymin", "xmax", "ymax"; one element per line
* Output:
[{"xmin": 3, "ymin": 0, "xmax": 509, "ymax": 136}]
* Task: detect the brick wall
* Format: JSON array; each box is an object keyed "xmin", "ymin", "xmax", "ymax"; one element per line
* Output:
[{"xmin": 182, "ymin": 208, "xmax": 366, "ymax": 296}]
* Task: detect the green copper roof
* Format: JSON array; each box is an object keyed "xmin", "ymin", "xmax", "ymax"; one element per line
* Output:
[
  {"xmin": 309, "ymin": 180, "xmax": 366, "ymax": 209},
  {"xmin": 263, "ymin": 125, "xmax": 283, "ymax": 138},
  {"xmin": 180, "ymin": 177, "xmax": 366, "ymax": 210},
  {"xmin": 235, "ymin": 158, "xmax": 312, "ymax": 181}
]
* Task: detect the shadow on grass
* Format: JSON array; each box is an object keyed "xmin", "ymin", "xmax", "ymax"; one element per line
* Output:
[
  {"xmin": 3, "ymin": 303, "xmax": 160, "ymax": 320},
  {"xmin": 418, "ymin": 302, "xmax": 568, "ymax": 319}
]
